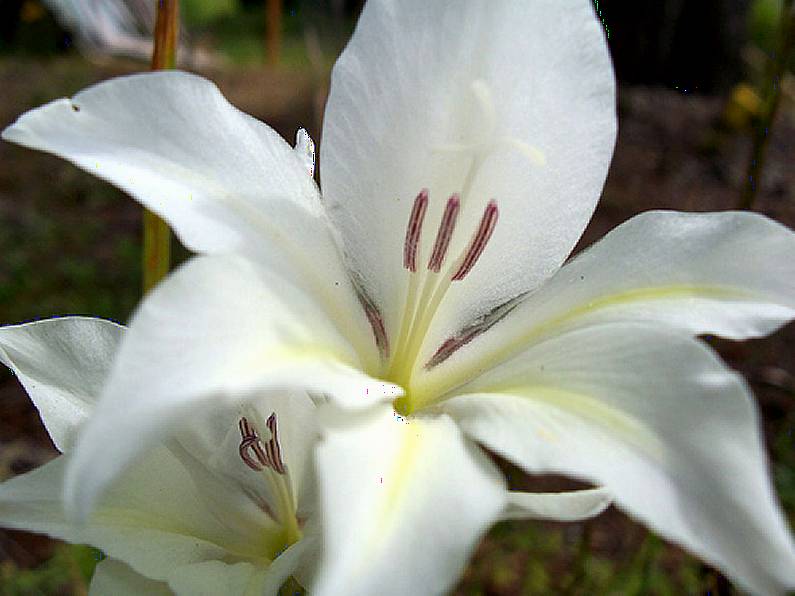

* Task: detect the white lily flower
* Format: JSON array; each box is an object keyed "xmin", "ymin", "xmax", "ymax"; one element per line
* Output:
[
  {"xmin": 0, "ymin": 317, "xmax": 321, "ymax": 594},
  {"xmin": 3, "ymin": 0, "xmax": 795, "ymax": 594}
]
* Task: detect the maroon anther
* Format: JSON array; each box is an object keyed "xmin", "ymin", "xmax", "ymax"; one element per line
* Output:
[
  {"xmin": 427, "ymin": 194, "xmax": 460, "ymax": 272},
  {"xmin": 238, "ymin": 415, "xmax": 286, "ymax": 474},
  {"xmin": 265, "ymin": 413, "xmax": 286, "ymax": 474},
  {"xmin": 451, "ymin": 200, "xmax": 498, "ymax": 281},
  {"xmin": 360, "ymin": 296, "xmax": 390, "ymax": 358},
  {"xmin": 403, "ymin": 189, "xmax": 429, "ymax": 272}
]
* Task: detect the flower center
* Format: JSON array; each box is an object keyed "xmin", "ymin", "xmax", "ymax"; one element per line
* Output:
[
  {"xmin": 238, "ymin": 414, "xmax": 302, "ymax": 548},
  {"xmin": 387, "ymin": 189, "xmax": 499, "ymax": 412},
  {"xmin": 358, "ymin": 80, "xmax": 545, "ymax": 414}
]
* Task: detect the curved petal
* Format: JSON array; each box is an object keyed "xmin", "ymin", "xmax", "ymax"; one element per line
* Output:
[
  {"xmin": 66, "ymin": 254, "xmax": 401, "ymax": 521},
  {"xmin": 0, "ymin": 448, "xmax": 275, "ymax": 585},
  {"xmin": 418, "ymin": 210, "xmax": 795, "ymax": 400},
  {"xmin": 322, "ymin": 0, "xmax": 615, "ymax": 343},
  {"xmin": 443, "ymin": 323, "xmax": 795, "ymax": 595},
  {"xmin": 0, "ymin": 317, "xmax": 124, "ymax": 452},
  {"xmin": 502, "ymin": 487, "xmax": 612, "ymax": 522},
  {"xmin": 1, "ymin": 72, "xmax": 376, "ymax": 365},
  {"xmin": 312, "ymin": 405, "xmax": 505, "ymax": 596},
  {"xmin": 89, "ymin": 559, "xmax": 171, "ymax": 596}
]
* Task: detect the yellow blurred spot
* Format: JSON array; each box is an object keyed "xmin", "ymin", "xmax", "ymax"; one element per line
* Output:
[
  {"xmin": 21, "ymin": 0, "xmax": 46, "ymax": 23},
  {"xmin": 724, "ymin": 83, "xmax": 763, "ymax": 130}
]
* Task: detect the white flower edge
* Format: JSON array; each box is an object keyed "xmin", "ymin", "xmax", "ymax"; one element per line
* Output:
[{"xmin": 0, "ymin": 317, "xmax": 123, "ymax": 452}]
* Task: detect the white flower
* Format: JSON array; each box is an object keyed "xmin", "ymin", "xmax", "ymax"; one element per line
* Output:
[
  {"xmin": 0, "ymin": 318, "xmax": 321, "ymax": 594},
  {"xmin": 3, "ymin": 0, "xmax": 795, "ymax": 594}
]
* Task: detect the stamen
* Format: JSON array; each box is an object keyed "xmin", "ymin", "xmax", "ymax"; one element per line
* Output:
[
  {"xmin": 239, "ymin": 417, "xmax": 268, "ymax": 471},
  {"xmin": 360, "ymin": 295, "xmax": 390, "ymax": 359},
  {"xmin": 451, "ymin": 200, "xmax": 498, "ymax": 281},
  {"xmin": 238, "ymin": 415, "xmax": 286, "ymax": 475},
  {"xmin": 266, "ymin": 413, "xmax": 286, "ymax": 474},
  {"xmin": 425, "ymin": 291, "xmax": 526, "ymax": 369},
  {"xmin": 403, "ymin": 189, "xmax": 429, "ymax": 272},
  {"xmin": 427, "ymin": 194, "xmax": 460, "ymax": 272}
]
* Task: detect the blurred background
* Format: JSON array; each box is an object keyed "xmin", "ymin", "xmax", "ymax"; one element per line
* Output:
[{"xmin": 0, "ymin": 0, "xmax": 793, "ymax": 594}]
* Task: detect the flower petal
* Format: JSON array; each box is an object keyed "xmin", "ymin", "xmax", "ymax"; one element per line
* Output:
[
  {"xmin": 0, "ymin": 317, "xmax": 123, "ymax": 452},
  {"xmin": 502, "ymin": 487, "xmax": 612, "ymax": 522},
  {"xmin": 419, "ymin": 210, "xmax": 795, "ymax": 399},
  {"xmin": 1, "ymin": 72, "xmax": 375, "ymax": 363},
  {"xmin": 1, "ymin": 71, "xmax": 312, "ymax": 256},
  {"xmin": 0, "ymin": 448, "xmax": 274, "ymax": 585},
  {"xmin": 66, "ymin": 254, "xmax": 401, "ymax": 521},
  {"xmin": 166, "ymin": 561, "xmax": 265, "ymax": 596},
  {"xmin": 444, "ymin": 323, "xmax": 795, "ymax": 595},
  {"xmin": 321, "ymin": 0, "xmax": 615, "ymax": 340},
  {"xmin": 89, "ymin": 559, "xmax": 171, "ymax": 596},
  {"xmin": 313, "ymin": 405, "xmax": 505, "ymax": 596}
]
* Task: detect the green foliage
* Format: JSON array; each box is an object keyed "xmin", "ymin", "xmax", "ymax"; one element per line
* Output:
[
  {"xmin": 749, "ymin": 0, "xmax": 784, "ymax": 53},
  {"xmin": 0, "ymin": 544, "xmax": 101, "ymax": 595},
  {"xmin": 181, "ymin": 0, "xmax": 239, "ymax": 27}
]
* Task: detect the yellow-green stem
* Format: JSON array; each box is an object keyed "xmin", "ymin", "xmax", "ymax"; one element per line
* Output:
[
  {"xmin": 143, "ymin": 0, "xmax": 178, "ymax": 292},
  {"xmin": 738, "ymin": 0, "xmax": 794, "ymax": 210}
]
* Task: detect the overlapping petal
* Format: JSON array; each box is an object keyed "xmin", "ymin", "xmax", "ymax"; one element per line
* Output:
[
  {"xmin": 0, "ymin": 449, "xmax": 275, "ymax": 590},
  {"xmin": 0, "ymin": 317, "xmax": 123, "ymax": 451},
  {"xmin": 313, "ymin": 404, "xmax": 505, "ymax": 596},
  {"xmin": 418, "ymin": 210, "xmax": 795, "ymax": 398},
  {"xmin": 66, "ymin": 254, "xmax": 401, "ymax": 520},
  {"xmin": 322, "ymin": 0, "xmax": 616, "ymax": 343},
  {"xmin": 89, "ymin": 559, "xmax": 171, "ymax": 596},
  {"xmin": 1, "ymin": 72, "xmax": 376, "ymax": 365},
  {"xmin": 443, "ymin": 323, "xmax": 795, "ymax": 595}
]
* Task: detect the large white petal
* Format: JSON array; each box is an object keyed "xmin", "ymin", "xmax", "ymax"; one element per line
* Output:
[
  {"xmin": 0, "ymin": 449, "xmax": 274, "ymax": 585},
  {"xmin": 312, "ymin": 404, "xmax": 505, "ymax": 596},
  {"xmin": 418, "ymin": 210, "xmax": 795, "ymax": 399},
  {"xmin": 66, "ymin": 254, "xmax": 400, "ymax": 521},
  {"xmin": 89, "ymin": 559, "xmax": 171, "ymax": 596},
  {"xmin": 0, "ymin": 317, "xmax": 123, "ymax": 452},
  {"xmin": 322, "ymin": 0, "xmax": 615, "ymax": 343},
  {"xmin": 1, "ymin": 72, "xmax": 376, "ymax": 363},
  {"xmin": 443, "ymin": 323, "xmax": 795, "ymax": 595}
]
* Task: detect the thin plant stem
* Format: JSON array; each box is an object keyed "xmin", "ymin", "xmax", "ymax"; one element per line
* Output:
[
  {"xmin": 266, "ymin": 0, "xmax": 283, "ymax": 66},
  {"xmin": 143, "ymin": 0, "xmax": 178, "ymax": 292},
  {"xmin": 561, "ymin": 521, "xmax": 593, "ymax": 595},
  {"xmin": 738, "ymin": 0, "xmax": 795, "ymax": 210}
]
